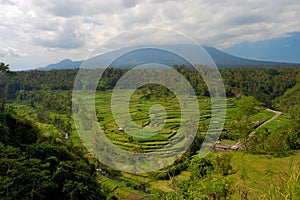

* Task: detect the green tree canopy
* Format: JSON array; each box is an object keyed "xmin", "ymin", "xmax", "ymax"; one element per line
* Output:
[{"xmin": 236, "ymin": 96, "xmax": 261, "ymax": 120}]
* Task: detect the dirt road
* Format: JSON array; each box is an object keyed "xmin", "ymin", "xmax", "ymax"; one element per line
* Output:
[{"xmin": 234, "ymin": 108, "xmax": 282, "ymax": 149}]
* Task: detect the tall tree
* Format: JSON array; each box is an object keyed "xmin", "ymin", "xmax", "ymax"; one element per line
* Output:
[
  {"xmin": 0, "ymin": 62, "xmax": 10, "ymax": 74},
  {"xmin": 0, "ymin": 63, "xmax": 14, "ymax": 109}
]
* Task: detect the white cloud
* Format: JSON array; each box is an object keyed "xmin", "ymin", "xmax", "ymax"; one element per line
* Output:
[
  {"xmin": 32, "ymin": 19, "xmax": 85, "ymax": 49},
  {"xmin": 1, "ymin": 0, "xmax": 300, "ymax": 69}
]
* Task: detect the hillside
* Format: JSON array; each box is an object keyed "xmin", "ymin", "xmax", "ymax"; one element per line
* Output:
[
  {"xmin": 1, "ymin": 65, "xmax": 300, "ymax": 199},
  {"xmin": 0, "ymin": 108, "xmax": 105, "ymax": 199}
]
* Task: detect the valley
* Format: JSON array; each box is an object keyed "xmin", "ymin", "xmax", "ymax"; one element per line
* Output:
[{"xmin": 1, "ymin": 65, "xmax": 299, "ymax": 199}]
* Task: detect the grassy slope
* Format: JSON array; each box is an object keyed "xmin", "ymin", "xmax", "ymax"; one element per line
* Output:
[
  {"xmin": 229, "ymin": 151, "xmax": 300, "ymax": 199},
  {"xmin": 255, "ymin": 113, "xmax": 291, "ymax": 134}
]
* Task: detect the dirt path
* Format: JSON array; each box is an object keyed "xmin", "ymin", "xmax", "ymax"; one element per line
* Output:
[{"xmin": 235, "ymin": 108, "xmax": 282, "ymax": 149}]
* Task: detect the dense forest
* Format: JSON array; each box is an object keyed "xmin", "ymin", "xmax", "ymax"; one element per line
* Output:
[{"xmin": 1, "ymin": 64, "xmax": 300, "ymax": 199}]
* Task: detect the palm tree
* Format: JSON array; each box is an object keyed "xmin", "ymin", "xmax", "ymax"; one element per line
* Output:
[
  {"xmin": 0, "ymin": 62, "xmax": 9, "ymax": 73},
  {"xmin": 0, "ymin": 62, "xmax": 14, "ymax": 109}
]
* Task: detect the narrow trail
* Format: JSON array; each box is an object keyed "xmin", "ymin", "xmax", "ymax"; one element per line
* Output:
[{"xmin": 235, "ymin": 108, "xmax": 282, "ymax": 148}]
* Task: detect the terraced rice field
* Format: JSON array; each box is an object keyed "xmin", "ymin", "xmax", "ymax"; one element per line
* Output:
[{"xmin": 94, "ymin": 91, "xmax": 212, "ymax": 153}]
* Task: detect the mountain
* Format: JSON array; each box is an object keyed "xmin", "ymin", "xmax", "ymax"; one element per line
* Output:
[
  {"xmin": 38, "ymin": 59, "xmax": 83, "ymax": 70},
  {"xmin": 203, "ymin": 46, "xmax": 300, "ymax": 67},
  {"xmin": 37, "ymin": 45, "xmax": 300, "ymax": 70}
]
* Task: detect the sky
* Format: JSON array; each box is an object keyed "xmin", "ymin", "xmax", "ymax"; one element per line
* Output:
[
  {"xmin": 224, "ymin": 32, "xmax": 300, "ymax": 63},
  {"xmin": 1, "ymin": 0, "xmax": 300, "ymax": 70}
]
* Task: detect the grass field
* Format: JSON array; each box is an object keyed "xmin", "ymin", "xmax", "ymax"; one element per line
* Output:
[
  {"xmin": 229, "ymin": 151, "xmax": 300, "ymax": 199},
  {"xmin": 256, "ymin": 113, "xmax": 291, "ymax": 134}
]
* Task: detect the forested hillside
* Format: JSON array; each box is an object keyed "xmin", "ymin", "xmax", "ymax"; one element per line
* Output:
[{"xmin": 0, "ymin": 107, "xmax": 106, "ymax": 199}]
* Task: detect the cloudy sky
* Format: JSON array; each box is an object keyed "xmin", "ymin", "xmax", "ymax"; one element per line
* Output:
[{"xmin": 1, "ymin": 0, "xmax": 300, "ymax": 70}]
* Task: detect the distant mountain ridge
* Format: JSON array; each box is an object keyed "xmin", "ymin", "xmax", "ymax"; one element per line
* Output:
[
  {"xmin": 204, "ymin": 46, "xmax": 300, "ymax": 67},
  {"xmin": 38, "ymin": 45, "xmax": 300, "ymax": 70},
  {"xmin": 40, "ymin": 59, "xmax": 83, "ymax": 70}
]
